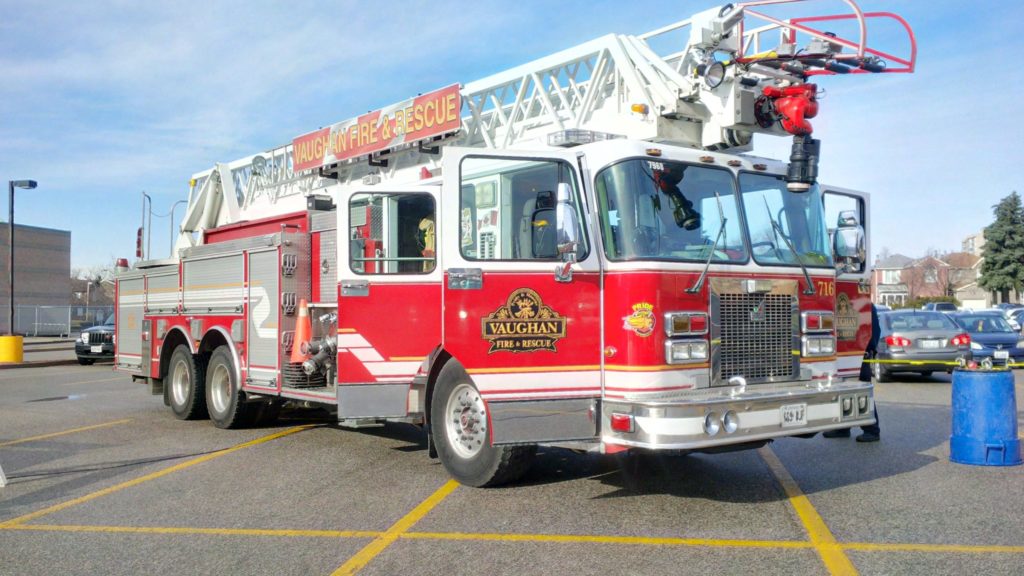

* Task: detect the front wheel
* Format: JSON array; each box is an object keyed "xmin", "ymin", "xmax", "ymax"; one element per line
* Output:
[{"xmin": 431, "ymin": 362, "xmax": 535, "ymax": 487}]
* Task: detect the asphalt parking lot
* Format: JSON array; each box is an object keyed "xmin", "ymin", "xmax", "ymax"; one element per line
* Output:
[{"xmin": 1, "ymin": 364, "xmax": 1022, "ymax": 576}]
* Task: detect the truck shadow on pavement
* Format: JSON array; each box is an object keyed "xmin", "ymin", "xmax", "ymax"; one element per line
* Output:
[{"xmin": 512, "ymin": 402, "xmax": 947, "ymax": 502}]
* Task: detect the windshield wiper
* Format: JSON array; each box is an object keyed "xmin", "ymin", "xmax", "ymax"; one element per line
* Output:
[
  {"xmin": 763, "ymin": 200, "xmax": 815, "ymax": 296},
  {"xmin": 686, "ymin": 190, "xmax": 727, "ymax": 294}
]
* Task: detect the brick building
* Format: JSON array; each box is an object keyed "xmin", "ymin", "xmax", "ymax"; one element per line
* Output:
[{"xmin": 0, "ymin": 222, "xmax": 72, "ymax": 333}]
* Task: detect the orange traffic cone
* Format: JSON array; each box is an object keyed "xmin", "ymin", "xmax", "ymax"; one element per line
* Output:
[{"xmin": 291, "ymin": 298, "xmax": 312, "ymax": 364}]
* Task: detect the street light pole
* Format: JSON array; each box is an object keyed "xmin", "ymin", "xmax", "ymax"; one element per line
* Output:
[
  {"xmin": 169, "ymin": 200, "xmax": 187, "ymax": 258},
  {"xmin": 7, "ymin": 180, "xmax": 37, "ymax": 336}
]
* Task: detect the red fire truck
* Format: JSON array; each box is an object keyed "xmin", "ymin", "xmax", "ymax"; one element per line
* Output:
[{"xmin": 116, "ymin": 1, "xmax": 916, "ymax": 486}]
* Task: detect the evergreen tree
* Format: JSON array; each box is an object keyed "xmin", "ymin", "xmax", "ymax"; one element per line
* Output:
[{"xmin": 979, "ymin": 191, "xmax": 1024, "ymax": 303}]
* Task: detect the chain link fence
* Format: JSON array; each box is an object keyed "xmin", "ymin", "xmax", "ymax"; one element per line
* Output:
[{"xmin": 5, "ymin": 305, "xmax": 114, "ymax": 337}]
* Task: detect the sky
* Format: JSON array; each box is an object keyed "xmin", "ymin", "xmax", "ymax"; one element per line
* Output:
[{"xmin": 1, "ymin": 0, "xmax": 1022, "ymax": 271}]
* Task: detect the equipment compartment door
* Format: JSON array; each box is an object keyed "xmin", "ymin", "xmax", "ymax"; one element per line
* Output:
[
  {"xmin": 824, "ymin": 187, "xmax": 872, "ymax": 379},
  {"xmin": 441, "ymin": 148, "xmax": 602, "ymax": 412},
  {"xmin": 337, "ymin": 186, "xmax": 443, "ymax": 396}
]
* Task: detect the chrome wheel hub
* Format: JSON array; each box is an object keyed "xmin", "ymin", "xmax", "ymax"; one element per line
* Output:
[
  {"xmin": 209, "ymin": 363, "xmax": 231, "ymax": 414},
  {"xmin": 445, "ymin": 383, "xmax": 487, "ymax": 459},
  {"xmin": 171, "ymin": 359, "xmax": 190, "ymax": 406}
]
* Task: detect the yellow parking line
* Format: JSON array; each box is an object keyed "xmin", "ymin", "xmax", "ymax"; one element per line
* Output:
[
  {"xmin": 0, "ymin": 425, "xmax": 312, "ymax": 528},
  {"xmin": 6, "ymin": 523, "xmax": 380, "ymax": 539},
  {"xmin": 6, "ymin": 522, "xmax": 1024, "ymax": 556},
  {"xmin": 843, "ymin": 542, "xmax": 1024, "ymax": 554},
  {"xmin": 0, "ymin": 419, "xmax": 132, "ymax": 448},
  {"xmin": 403, "ymin": 531, "xmax": 814, "ymax": 549},
  {"xmin": 332, "ymin": 480, "xmax": 459, "ymax": 575},
  {"xmin": 760, "ymin": 446, "xmax": 859, "ymax": 576}
]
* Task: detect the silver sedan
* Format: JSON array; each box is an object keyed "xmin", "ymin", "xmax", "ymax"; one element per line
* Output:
[{"xmin": 874, "ymin": 310, "xmax": 972, "ymax": 381}]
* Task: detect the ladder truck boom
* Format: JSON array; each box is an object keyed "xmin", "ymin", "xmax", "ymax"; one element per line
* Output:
[{"xmin": 173, "ymin": 0, "xmax": 913, "ymax": 257}]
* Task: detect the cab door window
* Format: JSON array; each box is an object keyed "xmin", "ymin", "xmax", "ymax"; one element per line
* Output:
[
  {"xmin": 349, "ymin": 193, "xmax": 435, "ymax": 274},
  {"xmin": 459, "ymin": 156, "xmax": 587, "ymax": 261}
]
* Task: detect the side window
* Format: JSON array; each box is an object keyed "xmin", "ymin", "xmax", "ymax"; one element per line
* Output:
[
  {"xmin": 459, "ymin": 156, "xmax": 587, "ymax": 261},
  {"xmin": 823, "ymin": 191, "xmax": 866, "ymax": 273},
  {"xmin": 349, "ymin": 192, "xmax": 435, "ymax": 275}
]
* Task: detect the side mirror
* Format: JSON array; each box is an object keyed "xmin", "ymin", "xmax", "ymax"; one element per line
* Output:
[
  {"xmin": 554, "ymin": 182, "xmax": 579, "ymax": 263},
  {"xmin": 833, "ymin": 226, "xmax": 865, "ymax": 273}
]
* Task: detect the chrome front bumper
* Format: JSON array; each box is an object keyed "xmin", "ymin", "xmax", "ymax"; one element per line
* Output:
[{"xmin": 601, "ymin": 380, "xmax": 874, "ymax": 450}]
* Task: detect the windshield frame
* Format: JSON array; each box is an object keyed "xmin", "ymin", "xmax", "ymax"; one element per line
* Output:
[
  {"xmin": 594, "ymin": 157, "xmax": 750, "ymax": 265},
  {"xmin": 737, "ymin": 171, "xmax": 835, "ymax": 270}
]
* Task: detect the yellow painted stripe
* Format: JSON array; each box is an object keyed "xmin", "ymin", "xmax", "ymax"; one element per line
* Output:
[
  {"xmin": 389, "ymin": 356, "xmax": 425, "ymax": 362},
  {"xmin": 4, "ymin": 522, "xmax": 1024, "ymax": 556},
  {"xmin": 468, "ymin": 365, "xmax": 600, "ymax": 374},
  {"xmin": 760, "ymin": 446, "xmax": 858, "ymax": 576},
  {"xmin": 4, "ymin": 523, "xmax": 380, "ymax": 539},
  {"xmin": 0, "ymin": 419, "xmax": 132, "ymax": 448},
  {"xmin": 837, "ymin": 351, "xmax": 867, "ymax": 357},
  {"xmin": 182, "ymin": 282, "xmax": 243, "ymax": 291},
  {"xmin": 337, "ymin": 328, "xmax": 358, "ymax": 333},
  {"xmin": 332, "ymin": 480, "xmax": 459, "ymax": 575},
  {"xmin": 403, "ymin": 531, "xmax": 813, "ymax": 549},
  {"xmin": 842, "ymin": 541, "xmax": 1024, "ymax": 554},
  {"xmin": 0, "ymin": 425, "xmax": 312, "ymax": 528}
]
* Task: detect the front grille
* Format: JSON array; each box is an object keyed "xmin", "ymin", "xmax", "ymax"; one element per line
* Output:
[
  {"xmin": 719, "ymin": 293, "xmax": 794, "ymax": 381},
  {"xmin": 87, "ymin": 332, "xmax": 113, "ymax": 344}
]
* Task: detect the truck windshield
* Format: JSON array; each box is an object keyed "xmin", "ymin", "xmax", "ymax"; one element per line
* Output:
[
  {"xmin": 595, "ymin": 159, "xmax": 746, "ymax": 262},
  {"xmin": 739, "ymin": 173, "xmax": 833, "ymax": 268}
]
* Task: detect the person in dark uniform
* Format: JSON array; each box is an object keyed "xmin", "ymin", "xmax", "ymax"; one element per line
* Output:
[{"xmin": 823, "ymin": 302, "xmax": 880, "ymax": 442}]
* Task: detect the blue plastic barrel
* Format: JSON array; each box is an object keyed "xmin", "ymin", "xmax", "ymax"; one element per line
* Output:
[{"xmin": 950, "ymin": 369, "xmax": 1022, "ymax": 466}]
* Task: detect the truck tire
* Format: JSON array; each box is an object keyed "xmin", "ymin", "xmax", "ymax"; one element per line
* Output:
[
  {"xmin": 168, "ymin": 345, "xmax": 208, "ymax": 420},
  {"xmin": 430, "ymin": 362, "xmax": 536, "ymax": 487},
  {"xmin": 205, "ymin": 346, "xmax": 251, "ymax": 429}
]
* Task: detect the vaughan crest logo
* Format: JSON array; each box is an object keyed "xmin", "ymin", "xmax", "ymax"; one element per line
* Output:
[{"xmin": 482, "ymin": 288, "xmax": 566, "ymax": 353}]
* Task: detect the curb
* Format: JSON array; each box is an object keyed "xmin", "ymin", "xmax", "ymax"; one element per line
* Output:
[{"xmin": 0, "ymin": 359, "xmax": 81, "ymax": 370}]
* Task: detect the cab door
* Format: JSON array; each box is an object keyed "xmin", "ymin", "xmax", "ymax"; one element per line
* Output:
[
  {"xmin": 440, "ymin": 148, "xmax": 602, "ymax": 444},
  {"xmin": 336, "ymin": 186, "xmax": 442, "ymax": 418},
  {"xmin": 824, "ymin": 186, "xmax": 872, "ymax": 379}
]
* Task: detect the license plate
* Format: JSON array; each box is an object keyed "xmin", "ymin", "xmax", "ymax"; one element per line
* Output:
[
  {"xmin": 780, "ymin": 403, "xmax": 807, "ymax": 427},
  {"xmin": 919, "ymin": 339, "xmax": 940, "ymax": 349},
  {"xmin": 90, "ymin": 345, "xmax": 102, "ymax": 353},
  {"xmin": 995, "ymin": 350, "xmax": 1009, "ymax": 360}
]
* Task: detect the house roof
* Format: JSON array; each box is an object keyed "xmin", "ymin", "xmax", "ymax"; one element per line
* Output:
[
  {"xmin": 942, "ymin": 252, "xmax": 981, "ymax": 268},
  {"xmin": 875, "ymin": 253, "xmax": 913, "ymax": 268}
]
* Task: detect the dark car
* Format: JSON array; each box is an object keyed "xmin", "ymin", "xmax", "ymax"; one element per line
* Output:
[
  {"xmin": 874, "ymin": 310, "xmax": 972, "ymax": 381},
  {"xmin": 76, "ymin": 314, "xmax": 115, "ymax": 365},
  {"xmin": 950, "ymin": 311, "xmax": 1024, "ymax": 367}
]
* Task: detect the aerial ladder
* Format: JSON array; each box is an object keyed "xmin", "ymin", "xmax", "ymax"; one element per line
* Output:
[{"xmin": 172, "ymin": 0, "xmax": 915, "ymax": 258}]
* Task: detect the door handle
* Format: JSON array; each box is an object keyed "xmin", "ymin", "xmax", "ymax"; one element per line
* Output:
[{"xmin": 341, "ymin": 280, "xmax": 369, "ymax": 297}]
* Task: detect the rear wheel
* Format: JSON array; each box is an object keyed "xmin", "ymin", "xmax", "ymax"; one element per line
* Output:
[
  {"xmin": 431, "ymin": 362, "xmax": 535, "ymax": 487},
  {"xmin": 205, "ymin": 346, "xmax": 251, "ymax": 429},
  {"xmin": 873, "ymin": 361, "xmax": 890, "ymax": 383},
  {"xmin": 168, "ymin": 345, "xmax": 208, "ymax": 420}
]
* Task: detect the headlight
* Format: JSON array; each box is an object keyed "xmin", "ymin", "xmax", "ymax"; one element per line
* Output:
[
  {"xmin": 970, "ymin": 342, "xmax": 983, "ymax": 350},
  {"xmin": 665, "ymin": 340, "xmax": 708, "ymax": 364},
  {"xmin": 802, "ymin": 335, "xmax": 835, "ymax": 357},
  {"xmin": 80, "ymin": 333, "xmax": 89, "ymax": 343}
]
